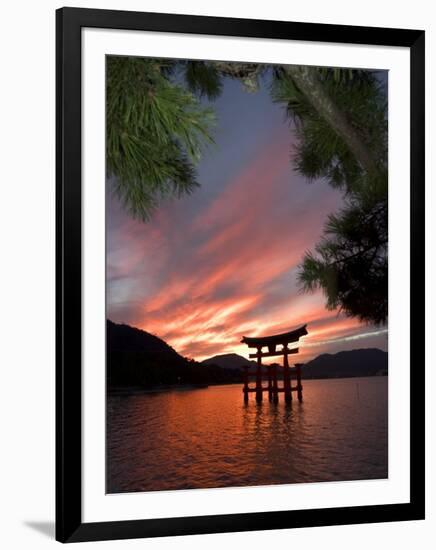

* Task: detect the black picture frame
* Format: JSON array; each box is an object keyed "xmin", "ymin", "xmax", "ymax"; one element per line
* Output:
[{"xmin": 56, "ymin": 6, "xmax": 425, "ymax": 543}]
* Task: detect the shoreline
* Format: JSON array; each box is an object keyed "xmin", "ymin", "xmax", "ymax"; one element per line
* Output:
[
  {"xmin": 108, "ymin": 374, "xmax": 387, "ymax": 396},
  {"xmin": 108, "ymin": 383, "xmax": 210, "ymax": 396}
]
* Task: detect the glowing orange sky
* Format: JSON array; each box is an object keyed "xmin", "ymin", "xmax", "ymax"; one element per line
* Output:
[{"xmin": 107, "ymin": 79, "xmax": 387, "ymax": 362}]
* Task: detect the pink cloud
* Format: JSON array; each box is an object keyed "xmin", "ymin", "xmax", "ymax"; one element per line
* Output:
[{"xmin": 107, "ymin": 132, "xmax": 379, "ymax": 362}]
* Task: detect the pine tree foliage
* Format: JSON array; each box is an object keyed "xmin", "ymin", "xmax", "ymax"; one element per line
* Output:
[
  {"xmin": 299, "ymin": 199, "xmax": 388, "ymax": 324},
  {"xmin": 106, "ymin": 56, "xmax": 215, "ymax": 219},
  {"xmin": 272, "ymin": 68, "xmax": 387, "ymax": 194},
  {"xmin": 183, "ymin": 61, "xmax": 223, "ymax": 100},
  {"xmin": 272, "ymin": 68, "xmax": 388, "ymax": 324}
]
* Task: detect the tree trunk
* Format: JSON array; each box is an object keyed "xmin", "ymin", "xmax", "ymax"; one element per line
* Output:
[
  {"xmin": 285, "ymin": 66, "xmax": 378, "ymax": 175},
  {"xmin": 211, "ymin": 62, "xmax": 379, "ymax": 176}
]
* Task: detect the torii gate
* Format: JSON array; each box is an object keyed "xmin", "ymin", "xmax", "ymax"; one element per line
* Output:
[{"xmin": 241, "ymin": 325, "xmax": 308, "ymax": 403}]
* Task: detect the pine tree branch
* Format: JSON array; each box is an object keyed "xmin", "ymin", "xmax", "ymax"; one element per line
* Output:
[
  {"xmin": 329, "ymin": 241, "xmax": 387, "ymax": 266},
  {"xmin": 213, "ymin": 62, "xmax": 262, "ymax": 79},
  {"xmin": 285, "ymin": 66, "xmax": 379, "ymax": 176}
]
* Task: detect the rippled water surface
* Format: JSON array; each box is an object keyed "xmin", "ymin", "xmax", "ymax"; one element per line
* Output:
[{"xmin": 107, "ymin": 377, "xmax": 387, "ymax": 493}]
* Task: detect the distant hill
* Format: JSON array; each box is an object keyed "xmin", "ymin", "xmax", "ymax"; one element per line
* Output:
[
  {"xmin": 107, "ymin": 321, "xmax": 387, "ymax": 390},
  {"xmin": 301, "ymin": 348, "xmax": 388, "ymax": 379},
  {"xmin": 201, "ymin": 348, "xmax": 388, "ymax": 379},
  {"xmin": 201, "ymin": 353, "xmax": 257, "ymax": 370},
  {"xmin": 200, "ymin": 348, "xmax": 387, "ymax": 380},
  {"xmin": 107, "ymin": 320, "xmax": 242, "ymax": 390},
  {"xmin": 108, "ymin": 319, "xmax": 185, "ymax": 366}
]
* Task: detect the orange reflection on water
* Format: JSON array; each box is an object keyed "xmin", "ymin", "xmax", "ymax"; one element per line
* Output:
[{"xmin": 107, "ymin": 378, "xmax": 388, "ymax": 493}]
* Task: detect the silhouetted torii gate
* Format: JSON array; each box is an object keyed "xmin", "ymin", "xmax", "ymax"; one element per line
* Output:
[{"xmin": 241, "ymin": 325, "xmax": 308, "ymax": 403}]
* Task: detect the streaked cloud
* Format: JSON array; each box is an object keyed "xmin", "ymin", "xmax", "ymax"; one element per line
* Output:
[{"xmin": 107, "ymin": 80, "xmax": 388, "ymax": 363}]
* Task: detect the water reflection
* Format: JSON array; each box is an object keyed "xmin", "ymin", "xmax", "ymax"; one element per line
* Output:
[{"xmin": 107, "ymin": 377, "xmax": 388, "ymax": 493}]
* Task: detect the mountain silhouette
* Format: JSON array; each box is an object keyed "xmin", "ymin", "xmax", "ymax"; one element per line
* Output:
[
  {"xmin": 201, "ymin": 353, "xmax": 257, "ymax": 370},
  {"xmin": 107, "ymin": 320, "xmax": 242, "ymax": 390},
  {"xmin": 201, "ymin": 348, "xmax": 388, "ymax": 379},
  {"xmin": 301, "ymin": 348, "xmax": 387, "ymax": 379},
  {"xmin": 108, "ymin": 319, "xmax": 186, "ymax": 366},
  {"xmin": 108, "ymin": 320, "xmax": 388, "ymax": 390}
]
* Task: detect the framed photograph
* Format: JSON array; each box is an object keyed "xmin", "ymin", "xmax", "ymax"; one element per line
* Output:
[{"xmin": 56, "ymin": 7, "xmax": 425, "ymax": 543}]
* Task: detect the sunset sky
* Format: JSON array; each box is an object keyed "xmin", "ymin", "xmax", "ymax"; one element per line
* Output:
[{"xmin": 107, "ymin": 74, "xmax": 388, "ymax": 362}]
